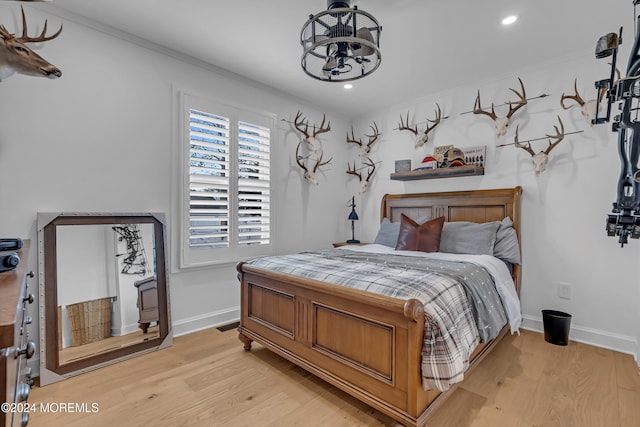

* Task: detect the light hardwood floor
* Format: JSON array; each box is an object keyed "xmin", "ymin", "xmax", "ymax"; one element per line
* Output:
[
  {"xmin": 28, "ymin": 328, "xmax": 640, "ymax": 427},
  {"xmin": 59, "ymin": 326, "xmax": 159, "ymax": 365}
]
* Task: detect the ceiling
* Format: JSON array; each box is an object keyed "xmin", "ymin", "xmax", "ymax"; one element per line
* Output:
[{"xmin": 36, "ymin": 0, "xmax": 635, "ymax": 119}]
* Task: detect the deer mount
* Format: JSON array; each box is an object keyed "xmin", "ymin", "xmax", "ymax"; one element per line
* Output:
[
  {"xmin": 0, "ymin": 7, "xmax": 62, "ymax": 82},
  {"xmin": 346, "ymin": 122, "xmax": 380, "ymax": 194},
  {"xmin": 291, "ymin": 111, "xmax": 332, "ymax": 186},
  {"xmin": 346, "ymin": 157, "xmax": 376, "ymax": 194},
  {"xmin": 294, "ymin": 110, "xmax": 331, "ymax": 153},
  {"xmin": 560, "ymin": 70, "xmax": 620, "ymax": 127},
  {"xmin": 296, "ymin": 142, "xmax": 332, "ymax": 186},
  {"xmin": 474, "ymin": 78, "xmax": 527, "ymax": 138},
  {"xmin": 513, "ymin": 115, "xmax": 567, "ymax": 174},
  {"xmin": 397, "ymin": 104, "xmax": 442, "ymax": 148},
  {"xmin": 347, "ymin": 122, "xmax": 380, "ymax": 157}
]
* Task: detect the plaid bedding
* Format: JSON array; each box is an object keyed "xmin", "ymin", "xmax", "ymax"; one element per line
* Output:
[{"xmin": 245, "ymin": 248, "xmax": 509, "ymax": 391}]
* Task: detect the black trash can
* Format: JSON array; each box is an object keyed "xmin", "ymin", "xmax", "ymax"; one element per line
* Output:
[{"xmin": 542, "ymin": 309, "xmax": 572, "ymax": 346}]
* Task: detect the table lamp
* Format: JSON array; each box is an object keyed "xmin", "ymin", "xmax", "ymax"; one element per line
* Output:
[{"xmin": 347, "ymin": 196, "xmax": 360, "ymax": 244}]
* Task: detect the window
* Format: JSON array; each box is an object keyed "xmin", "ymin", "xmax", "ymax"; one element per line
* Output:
[{"xmin": 179, "ymin": 93, "xmax": 273, "ymax": 267}]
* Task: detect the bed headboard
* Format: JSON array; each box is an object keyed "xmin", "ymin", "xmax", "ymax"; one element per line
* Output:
[{"xmin": 380, "ymin": 187, "xmax": 523, "ymax": 294}]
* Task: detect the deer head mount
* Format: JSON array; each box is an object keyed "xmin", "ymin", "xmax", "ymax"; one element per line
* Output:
[
  {"xmin": 0, "ymin": 7, "xmax": 63, "ymax": 82},
  {"xmin": 294, "ymin": 110, "xmax": 331, "ymax": 153},
  {"xmin": 295, "ymin": 141, "xmax": 332, "ymax": 186},
  {"xmin": 560, "ymin": 70, "xmax": 620, "ymax": 126},
  {"xmin": 514, "ymin": 115, "xmax": 566, "ymax": 174},
  {"xmin": 346, "ymin": 122, "xmax": 380, "ymax": 157},
  {"xmin": 474, "ymin": 78, "xmax": 527, "ymax": 138},
  {"xmin": 346, "ymin": 157, "xmax": 376, "ymax": 194},
  {"xmin": 397, "ymin": 104, "xmax": 442, "ymax": 148}
]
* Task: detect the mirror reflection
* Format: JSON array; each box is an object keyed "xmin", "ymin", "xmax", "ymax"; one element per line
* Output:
[
  {"xmin": 38, "ymin": 213, "xmax": 171, "ymax": 386},
  {"xmin": 56, "ymin": 223, "xmax": 158, "ymax": 365}
]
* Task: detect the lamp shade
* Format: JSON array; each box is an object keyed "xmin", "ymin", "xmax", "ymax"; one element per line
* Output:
[{"xmin": 348, "ymin": 195, "xmax": 358, "ymax": 220}]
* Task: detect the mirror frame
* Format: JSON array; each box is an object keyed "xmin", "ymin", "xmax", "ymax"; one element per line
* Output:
[{"xmin": 37, "ymin": 212, "xmax": 172, "ymax": 385}]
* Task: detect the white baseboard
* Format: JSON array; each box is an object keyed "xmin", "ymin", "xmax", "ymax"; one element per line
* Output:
[
  {"xmin": 170, "ymin": 306, "xmax": 240, "ymax": 337},
  {"xmin": 110, "ymin": 323, "xmax": 142, "ymax": 337},
  {"xmin": 522, "ymin": 314, "xmax": 639, "ymax": 366}
]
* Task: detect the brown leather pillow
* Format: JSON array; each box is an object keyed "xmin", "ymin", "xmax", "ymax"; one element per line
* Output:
[{"xmin": 395, "ymin": 214, "xmax": 445, "ymax": 252}]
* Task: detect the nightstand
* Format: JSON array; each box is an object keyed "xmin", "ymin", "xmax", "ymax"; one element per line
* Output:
[{"xmin": 332, "ymin": 242, "xmax": 370, "ymax": 248}]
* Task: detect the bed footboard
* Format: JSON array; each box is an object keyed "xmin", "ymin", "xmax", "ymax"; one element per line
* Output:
[{"xmin": 237, "ymin": 262, "xmax": 439, "ymax": 426}]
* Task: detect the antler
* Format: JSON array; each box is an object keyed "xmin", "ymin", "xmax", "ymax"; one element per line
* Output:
[
  {"xmin": 424, "ymin": 104, "xmax": 442, "ymax": 137},
  {"xmin": 346, "ymin": 160, "xmax": 362, "ymax": 180},
  {"xmin": 365, "ymin": 122, "xmax": 381, "ymax": 150},
  {"xmin": 363, "ymin": 157, "xmax": 376, "ymax": 182},
  {"xmin": 295, "ymin": 142, "xmax": 309, "ymax": 172},
  {"xmin": 560, "ymin": 79, "xmax": 586, "ymax": 109},
  {"xmin": 312, "ymin": 151, "xmax": 332, "ymax": 172},
  {"xmin": 346, "ymin": 125, "xmax": 363, "ymax": 147},
  {"xmin": 505, "ymin": 77, "xmax": 527, "ymax": 119},
  {"xmin": 312, "ymin": 114, "xmax": 331, "ymax": 138},
  {"xmin": 397, "ymin": 111, "xmax": 418, "ymax": 135},
  {"xmin": 473, "ymin": 91, "xmax": 498, "ymax": 120},
  {"xmin": 599, "ymin": 67, "xmax": 622, "ymax": 102},
  {"xmin": 0, "ymin": 25, "xmax": 12, "ymax": 39},
  {"xmin": 513, "ymin": 125, "xmax": 536, "ymax": 157},
  {"xmin": 294, "ymin": 111, "xmax": 311, "ymax": 139},
  {"xmin": 543, "ymin": 115, "xmax": 565, "ymax": 155},
  {"xmin": 17, "ymin": 6, "xmax": 63, "ymax": 43}
]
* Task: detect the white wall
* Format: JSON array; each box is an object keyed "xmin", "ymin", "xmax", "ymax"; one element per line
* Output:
[
  {"xmin": 352, "ymin": 51, "xmax": 640, "ymax": 362},
  {"xmin": 0, "ymin": 6, "xmax": 352, "ymax": 372},
  {"xmin": 1, "ymin": 5, "xmax": 637, "ymax": 370}
]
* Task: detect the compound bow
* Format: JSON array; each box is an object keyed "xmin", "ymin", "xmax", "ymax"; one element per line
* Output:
[{"xmin": 593, "ymin": 0, "xmax": 640, "ymax": 246}]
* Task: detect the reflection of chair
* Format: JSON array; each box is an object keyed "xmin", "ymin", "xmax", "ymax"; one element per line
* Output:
[{"xmin": 134, "ymin": 276, "xmax": 158, "ymax": 334}]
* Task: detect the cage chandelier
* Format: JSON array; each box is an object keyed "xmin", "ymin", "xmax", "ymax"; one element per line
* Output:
[{"xmin": 300, "ymin": 0, "xmax": 382, "ymax": 82}]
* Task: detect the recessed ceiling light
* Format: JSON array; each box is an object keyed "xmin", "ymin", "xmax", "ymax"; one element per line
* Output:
[
  {"xmin": 344, "ymin": 83, "xmax": 353, "ymax": 89},
  {"xmin": 502, "ymin": 15, "xmax": 518, "ymax": 25}
]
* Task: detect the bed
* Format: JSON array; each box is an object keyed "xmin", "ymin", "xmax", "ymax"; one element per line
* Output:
[{"xmin": 236, "ymin": 187, "xmax": 522, "ymax": 426}]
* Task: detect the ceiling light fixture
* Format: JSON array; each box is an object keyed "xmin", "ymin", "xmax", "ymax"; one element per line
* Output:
[
  {"xmin": 301, "ymin": 0, "xmax": 382, "ymax": 82},
  {"xmin": 344, "ymin": 83, "xmax": 353, "ymax": 89},
  {"xmin": 502, "ymin": 15, "xmax": 518, "ymax": 25}
]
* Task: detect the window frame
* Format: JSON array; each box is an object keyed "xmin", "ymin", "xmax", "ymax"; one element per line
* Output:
[{"xmin": 176, "ymin": 90, "xmax": 275, "ymax": 269}]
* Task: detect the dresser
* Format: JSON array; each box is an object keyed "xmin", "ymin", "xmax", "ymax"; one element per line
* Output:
[{"xmin": 0, "ymin": 241, "xmax": 35, "ymax": 427}]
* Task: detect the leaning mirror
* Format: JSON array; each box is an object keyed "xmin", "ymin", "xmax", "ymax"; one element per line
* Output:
[{"xmin": 37, "ymin": 213, "xmax": 172, "ymax": 386}]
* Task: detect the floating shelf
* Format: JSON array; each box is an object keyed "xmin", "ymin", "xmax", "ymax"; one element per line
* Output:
[{"xmin": 390, "ymin": 165, "xmax": 484, "ymax": 181}]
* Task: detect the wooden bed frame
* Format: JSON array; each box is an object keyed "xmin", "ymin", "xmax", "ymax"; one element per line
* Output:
[{"xmin": 237, "ymin": 187, "xmax": 522, "ymax": 426}]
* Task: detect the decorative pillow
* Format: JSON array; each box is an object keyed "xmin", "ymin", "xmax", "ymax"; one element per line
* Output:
[
  {"xmin": 439, "ymin": 221, "xmax": 500, "ymax": 255},
  {"xmin": 494, "ymin": 217, "xmax": 521, "ymax": 264},
  {"xmin": 373, "ymin": 218, "xmax": 401, "ymax": 247},
  {"xmin": 395, "ymin": 214, "xmax": 445, "ymax": 252}
]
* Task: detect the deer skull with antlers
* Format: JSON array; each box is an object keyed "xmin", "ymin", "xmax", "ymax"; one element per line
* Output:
[
  {"xmin": 560, "ymin": 72, "xmax": 619, "ymax": 126},
  {"xmin": 0, "ymin": 7, "xmax": 62, "ymax": 82},
  {"xmin": 346, "ymin": 157, "xmax": 376, "ymax": 194},
  {"xmin": 346, "ymin": 122, "xmax": 381, "ymax": 157},
  {"xmin": 295, "ymin": 142, "xmax": 332, "ymax": 186},
  {"xmin": 294, "ymin": 111, "xmax": 331, "ymax": 153},
  {"xmin": 514, "ymin": 115, "xmax": 565, "ymax": 174},
  {"xmin": 474, "ymin": 78, "xmax": 527, "ymax": 138},
  {"xmin": 397, "ymin": 104, "xmax": 442, "ymax": 148}
]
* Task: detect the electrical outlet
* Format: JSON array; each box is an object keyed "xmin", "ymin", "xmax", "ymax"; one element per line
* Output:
[{"xmin": 558, "ymin": 282, "xmax": 571, "ymax": 300}]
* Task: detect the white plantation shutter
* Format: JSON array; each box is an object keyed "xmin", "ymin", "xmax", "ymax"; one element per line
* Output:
[
  {"xmin": 237, "ymin": 121, "xmax": 270, "ymax": 246},
  {"xmin": 188, "ymin": 109, "xmax": 231, "ymax": 249},
  {"xmin": 179, "ymin": 92, "xmax": 273, "ymax": 267}
]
